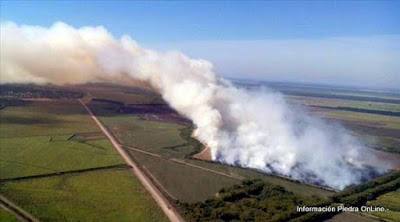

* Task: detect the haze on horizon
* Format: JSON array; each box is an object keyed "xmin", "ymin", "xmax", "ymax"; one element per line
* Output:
[{"xmin": 1, "ymin": 1, "xmax": 399, "ymax": 88}]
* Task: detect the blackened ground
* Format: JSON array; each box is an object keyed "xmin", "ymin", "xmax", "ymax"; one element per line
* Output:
[{"xmin": 118, "ymin": 104, "xmax": 192, "ymax": 125}]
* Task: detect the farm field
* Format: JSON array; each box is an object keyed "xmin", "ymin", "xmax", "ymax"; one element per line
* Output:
[
  {"xmin": 130, "ymin": 150, "xmax": 239, "ymax": 203},
  {"xmin": 0, "ymin": 135, "xmax": 123, "ymax": 179},
  {"xmin": 280, "ymin": 87, "xmax": 400, "ymax": 157},
  {"xmin": 0, "ymin": 98, "xmax": 167, "ymax": 221},
  {"xmin": 0, "ymin": 208, "xmax": 19, "ymax": 222},
  {"xmin": 0, "ymin": 100, "xmax": 123, "ymax": 179},
  {"xmin": 183, "ymin": 159, "xmax": 334, "ymax": 198},
  {"xmin": 367, "ymin": 189, "xmax": 400, "ymax": 222},
  {"xmin": 83, "ymin": 83, "xmax": 162, "ymax": 105},
  {"xmin": 327, "ymin": 212, "xmax": 377, "ymax": 222},
  {"xmin": 100, "ymin": 115, "xmax": 196, "ymax": 158},
  {"xmin": 286, "ymin": 95, "xmax": 400, "ymax": 112},
  {"xmin": 0, "ymin": 169, "xmax": 168, "ymax": 222},
  {"xmin": 0, "ymin": 100, "xmax": 101, "ymax": 138}
]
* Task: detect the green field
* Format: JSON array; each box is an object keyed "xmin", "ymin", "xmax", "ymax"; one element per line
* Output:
[
  {"xmin": 184, "ymin": 159, "xmax": 334, "ymax": 198},
  {"xmin": 0, "ymin": 208, "xmax": 19, "ymax": 222},
  {"xmin": 130, "ymin": 150, "xmax": 239, "ymax": 203},
  {"xmin": 0, "ymin": 100, "xmax": 124, "ymax": 179},
  {"xmin": 84, "ymin": 83, "xmax": 161, "ymax": 105},
  {"xmin": 100, "ymin": 115, "xmax": 197, "ymax": 158},
  {"xmin": 0, "ymin": 100, "xmax": 101, "ymax": 138},
  {"xmin": 0, "ymin": 136, "xmax": 122, "ymax": 179},
  {"xmin": 367, "ymin": 189, "xmax": 400, "ymax": 222},
  {"xmin": 286, "ymin": 92, "xmax": 400, "ymax": 157},
  {"xmin": 286, "ymin": 95, "xmax": 400, "ymax": 112},
  {"xmin": 0, "ymin": 169, "xmax": 168, "ymax": 222},
  {"xmin": 0, "ymin": 99, "xmax": 167, "ymax": 221}
]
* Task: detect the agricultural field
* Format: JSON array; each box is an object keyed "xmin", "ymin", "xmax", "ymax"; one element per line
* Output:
[
  {"xmin": 0, "ymin": 100, "xmax": 123, "ymax": 179},
  {"xmin": 100, "ymin": 115, "xmax": 196, "ymax": 158},
  {"xmin": 0, "ymin": 98, "xmax": 167, "ymax": 221},
  {"xmin": 82, "ymin": 83, "xmax": 163, "ymax": 105},
  {"xmin": 130, "ymin": 150, "xmax": 239, "ymax": 203},
  {"xmin": 278, "ymin": 86, "xmax": 400, "ymax": 157},
  {"xmin": 367, "ymin": 189, "xmax": 400, "ymax": 222},
  {"xmin": 183, "ymin": 159, "xmax": 334, "ymax": 198},
  {"xmin": 0, "ymin": 208, "xmax": 19, "ymax": 222},
  {"xmin": 0, "ymin": 169, "xmax": 167, "ymax": 222},
  {"xmin": 0, "ymin": 100, "xmax": 101, "ymax": 138}
]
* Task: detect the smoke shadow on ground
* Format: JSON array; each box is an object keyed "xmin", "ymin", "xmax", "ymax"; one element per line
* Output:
[{"xmin": 87, "ymin": 100, "xmax": 192, "ymax": 125}]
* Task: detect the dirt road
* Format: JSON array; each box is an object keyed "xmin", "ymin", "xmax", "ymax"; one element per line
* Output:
[
  {"xmin": 79, "ymin": 99, "xmax": 185, "ymax": 222},
  {"xmin": 121, "ymin": 144, "xmax": 243, "ymax": 181},
  {"xmin": 0, "ymin": 195, "xmax": 40, "ymax": 222}
]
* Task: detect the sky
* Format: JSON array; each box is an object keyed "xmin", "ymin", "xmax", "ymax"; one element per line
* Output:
[{"xmin": 1, "ymin": 1, "xmax": 400, "ymax": 88}]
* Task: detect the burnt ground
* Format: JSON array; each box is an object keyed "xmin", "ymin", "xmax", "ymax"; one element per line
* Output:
[{"xmin": 117, "ymin": 104, "xmax": 192, "ymax": 125}]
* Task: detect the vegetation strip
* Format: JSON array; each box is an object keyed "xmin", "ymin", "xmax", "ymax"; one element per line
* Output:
[
  {"xmin": 0, "ymin": 195, "xmax": 40, "ymax": 222},
  {"xmin": 310, "ymin": 105, "xmax": 400, "ymax": 117},
  {"xmin": 179, "ymin": 171, "xmax": 400, "ymax": 221},
  {"xmin": 280, "ymin": 91, "xmax": 400, "ymax": 104},
  {"xmin": 0, "ymin": 164, "xmax": 130, "ymax": 183}
]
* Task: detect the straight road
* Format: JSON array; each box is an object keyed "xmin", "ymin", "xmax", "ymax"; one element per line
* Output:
[
  {"xmin": 121, "ymin": 144, "xmax": 243, "ymax": 181},
  {"xmin": 79, "ymin": 99, "xmax": 185, "ymax": 222},
  {"xmin": 0, "ymin": 195, "xmax": 40, "ymax": 222}
]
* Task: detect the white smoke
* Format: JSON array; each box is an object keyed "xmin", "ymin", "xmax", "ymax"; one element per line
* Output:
[{"xmin": 1, "ymin": 21, "xmax": 380, "ymax": 190}]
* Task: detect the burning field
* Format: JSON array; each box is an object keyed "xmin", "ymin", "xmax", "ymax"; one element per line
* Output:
[{"xmin": 1, "ymin": 21, "xmax": 395, "ymax": 191}]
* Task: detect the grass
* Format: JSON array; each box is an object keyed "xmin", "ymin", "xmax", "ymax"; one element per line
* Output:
[
  {"xmin": 100, "ymin": 115, "xmax": 197, "ymax": 158},
  {"xmin": 311, "ymin": 108, "xmax": 400, "ymax": 130},
  {"xmin": 0, "ymin": 100, "xmax": 101, "ymax": 138},
  {"xmin": 0, "ymin": 100, "xmax": 125, "ymax": 179},
  {"xmin": 184, "ymin": 159, "xmax": 334, "ymax": 199},
  {"xmin": 287, "ymin": 95, "xmax": 400, "ymax": 131},
  {"xmin": 327, "ymin": 212, "xmax": 378, "ymax": 222},
  {"xmin": 0, "ymin": 169, "xmax": 168, "ymax": 222},
  {"xmin": 0, "ymin": 208, "xmax": 19, "ymax": 222},
  {"xmin": 130, "ymin": 150, "xmax": 239, "ymax": 203},
  {"xmin": 0, "ymin": 98, "xmax": 168, "ymax": 221},
  {"xmin": 0, "ymin": 136, "xmax": 123, "ymax": 179},
  {"xmin": 85, "ymin": 84, "xmax": 160, "ymax": 105},
  {"xmin": 70, "ymin": 132, "xmax": 106, "ymax": 142},
  {"xmin": 367, "ymin": 189, "xmax": 400, "ymax": 222},
  {"xmin": 286, "ymin": 95, "xmax": 400, "ymax": 112},
  {"xmin": 358, "ymin": 135, "xmax": 400, "ymax": 154},
  {"xmin": 287, "ymin": 94, "xmax": 400, "ymax": 157}
]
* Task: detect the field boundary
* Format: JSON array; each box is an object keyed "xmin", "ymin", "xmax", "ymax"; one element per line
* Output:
[
  {"xmin": 0, "ymin": 164, "xmax": 130, "ymax": 183},
  {"xmin": 122, "ymin": 145, "xmax": 243, "ymax": 181},
  {"xmin": 0, "ymin": 195, "xmax": 40, "ymax": 222}
]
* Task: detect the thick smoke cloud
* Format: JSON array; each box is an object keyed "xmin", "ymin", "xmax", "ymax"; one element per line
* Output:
[{"xmin": 1, "ymin": 22, "xmax": 380, "ymax": 189}]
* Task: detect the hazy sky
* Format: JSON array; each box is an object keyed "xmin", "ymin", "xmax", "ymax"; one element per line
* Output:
[{"xmin": 1, "ymin": 1, "xmax": 399, "ymax": 88}]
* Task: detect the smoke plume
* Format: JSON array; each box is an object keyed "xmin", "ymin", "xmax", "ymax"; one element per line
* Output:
[{"xmin": 1, "ymin": 21, "xmax": 382, "ymax": 190}]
